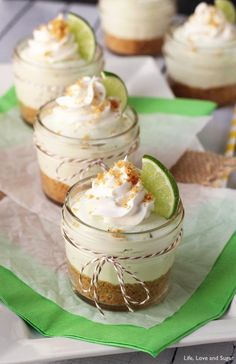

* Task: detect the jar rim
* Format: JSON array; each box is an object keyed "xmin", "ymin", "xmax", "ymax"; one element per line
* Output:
[
  {"xmin": 13, "ymin": 37, "xmax": 103, "ymax": 69},
  {"xmin": 63, "ymin": 175, "xmax": 184, "ymax": 236},
  {"xmin": 35, "ymin": 102, "xmax": 139, "ymax": 142}
]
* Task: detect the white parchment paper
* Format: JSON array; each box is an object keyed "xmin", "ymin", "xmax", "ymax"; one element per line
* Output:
[{"xmin": 1, "ymin": 183, "xmax": 236, "ymax": 328}]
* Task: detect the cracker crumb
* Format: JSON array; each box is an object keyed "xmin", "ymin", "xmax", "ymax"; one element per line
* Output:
[
  {"xmin": 143, "ymin": 192, "xmax": 154, "ymax": 203},
  {"xmin": 48, "ymin": 16, "xmax": 69, "ymax": 40}
]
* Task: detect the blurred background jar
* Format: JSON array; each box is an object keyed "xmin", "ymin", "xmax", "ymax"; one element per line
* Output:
[{"xmin": 98, "ymin": 0, "xmax": 176, "ymax": 56}]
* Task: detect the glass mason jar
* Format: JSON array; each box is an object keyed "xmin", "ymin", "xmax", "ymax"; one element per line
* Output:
[
  {"xmin": 34, "ymin": 102, "xmax": 139, "ymax": 205},
  {"xmin": 163, "ymin": 26, "xmax": 236, "ymax": 106},
  {"xmin": 13, "ymin": 39, "xmax": 104, "ymax": 125},
  {"xmin": 99, "ymin": 0, "xmax": 176, "ymax": 55},
  {"xmin": 62, "ymin": 177, "xmax": 184, "ymax": 312}
]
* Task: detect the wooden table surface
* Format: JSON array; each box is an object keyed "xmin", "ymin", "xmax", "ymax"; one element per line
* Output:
[{"xmin": 0, "ymin": 1, "xmax": 236, "ymax": 363}]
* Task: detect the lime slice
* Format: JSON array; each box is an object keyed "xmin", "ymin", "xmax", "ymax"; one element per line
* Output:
[
  {"xmin": 101, "ymin": 71, "xmax": 128, "ymax": 110},
  {"xmin": 215, "ymin": 0, "xmax": 236, "ymax": 23},
  {"xmin": 141, "ymin": 155, "xmax": 180, "ymax": 219},
  {"xmin": 67, "ymin": 13, "xmax": 96, "ymax": 62}
]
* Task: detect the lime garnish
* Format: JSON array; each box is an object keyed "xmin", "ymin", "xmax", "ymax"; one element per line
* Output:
[
  {"xmin": 67, "ymin": 13, "xmax": 96, "ymax": 61},
  {"xmin": 101, "ymin": 71, "xmax": 128, "ymax": 111},
  {"xmin": 141, "ymin": 155, "xmax": 180, "ymax": 219},
  {"xmin": 215, "ymin": 0, "xmax": 236, "ymax": 23}
]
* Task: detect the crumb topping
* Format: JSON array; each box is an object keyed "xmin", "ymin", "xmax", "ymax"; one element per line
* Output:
[
  {"xmin": 143, "ymin": 192, "xmax": 154, "ymax": 203},
  {"xmin": 110, "ymin": 98, "xmax": 121, "ymax": 112},
  {"xmin": 87, "ymin": 194, "xmax": 95, "ymax": 199},
  {"xmin": 108, "ymin": 228, "xmax": 125, "ymax": 238},
  {"xmin": 125, "ymin": 162, "xmax": 140, "ymax": 186},
  {"xmin": 48, "ymin": 16, "xmax": 69, "ymax": 40},
  {"xmin": 97, "ymin": 172, "xmax": 105, "ymax": 182}
]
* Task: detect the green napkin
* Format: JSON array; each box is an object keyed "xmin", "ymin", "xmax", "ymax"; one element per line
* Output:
[
  {"xmin": 1, "ymin": 232, "xmax": 236, "ymax": 357},
  {"xmin": 0, "ymin": 87, "xmax": 216, "ymax": 116}
]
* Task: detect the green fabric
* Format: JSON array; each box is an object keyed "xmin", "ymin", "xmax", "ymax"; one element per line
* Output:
[
  {"xmin": 0, "ymin": 87, "xmax": 216, "ymax": 116},
  {"xmin": 1, "ymin": 232, "xmax": 236, "ymax": 357},
  {"xmin": 0, "ymin": 87, "xmax": 17, "ymax": 113},
  {"xmin": 129, "ymin": 97, "xmax": 216, "ymax": 116}
]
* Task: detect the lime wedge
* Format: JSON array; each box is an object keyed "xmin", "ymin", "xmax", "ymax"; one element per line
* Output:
[
  {"xmin": 141, "ymin": 155, "xmax": 180, "ymax": 219},
  {"xmin": 101, "ymin": 71, "xmax": 128, "ymax": 110},
  {"xmin": 67, "ymin": 13, "xmax": 96, "ymax": 62},
  {"xmin": 215, "ymin": 0, "xmax": 236, "ymax": 23}
]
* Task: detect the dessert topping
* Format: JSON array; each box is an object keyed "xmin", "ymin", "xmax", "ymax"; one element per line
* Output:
[
  {"xmin": 175, "ymin": 2, "xmax": 236, "ymax": 44},
  {"xmin": 86, "ymin": 159, "xmax": 154, "ymax": 226},
  {"xmin": 27, "ymin": 14, "xmax": 79, "ymax": 62},
  {"xmin": 54, "ymin": 76, "xmax": 122, "ymax": 125}
]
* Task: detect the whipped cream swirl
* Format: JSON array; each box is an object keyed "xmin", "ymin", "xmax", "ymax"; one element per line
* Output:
[
  {"xmin": 43, "ymin": 76, "xmax": 122, "ymax": 138},
  {"xmin": 174, "ymin": 2, "xmax": 236, "ymax": 45},
  {"xmin": 84, "ymin": 159, "xmax": 154, "ymax": 227},
  {"xmin": 25, "ymin": 14, "xmax": 79, "ymax": 63}
]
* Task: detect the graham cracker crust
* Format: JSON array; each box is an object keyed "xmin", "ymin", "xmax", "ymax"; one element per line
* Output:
[
  {"xmin": 105, "ymin": 33, "xmax": 163, "ymax": 56},
  {"xmin": 68, "ymin": 262, "xmax": 170, "ymax": 311},
  {"xmin": 168, "ymin": 77, "xmax": 236, "ymax": 106},
  {"xmin": 19, "ymin": 102, "xmax": 38, "ymax": 125},
  {"xmin": 40, "ymin": 171, "xmax": 70, "ymax": 205}
]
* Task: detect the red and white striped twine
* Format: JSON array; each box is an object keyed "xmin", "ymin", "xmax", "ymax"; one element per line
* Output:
[
  {"xmin": 34, "ymin": 137, "xmax": 139, "ymax": 184},
  {"xmin": 62, "ymin": 227, "xmax": 183, "ymax": 315}
]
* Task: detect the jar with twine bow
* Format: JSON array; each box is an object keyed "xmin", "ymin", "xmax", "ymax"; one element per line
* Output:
[
  {"xmin": 33, "ymin": 101, "xmax": 139, "ymax": 205},
  {"xmin": 61, "ymin": 176, "xmax": 184, "ymax": 314}
]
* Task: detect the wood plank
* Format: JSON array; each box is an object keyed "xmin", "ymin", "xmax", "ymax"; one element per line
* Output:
[
  {"xmin": 231, "ymin": 342, "xmax": 236, "ymax": 364},
  {"xmin": 173, "ymin": 342, "xmax": 235, "ymax": 364},
  {"xmin": 0, "ymin": 1, "xmax": 67, "ymax": 62},
  {"xmin": 52, "ymin": 348, "xmax": 175, "ymax": 364},
  {"xmin": 0, "ymin": 0, "xmax": 31, "ymax": 35}
]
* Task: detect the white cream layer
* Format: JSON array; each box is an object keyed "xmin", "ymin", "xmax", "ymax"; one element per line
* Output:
[
  {"xmin": 99, "ymin": 0, "xmax": 175, "ymax": 40},
  {"xmin": 64, "ymin": 198, "xmax": 183, "ymax": 283}
]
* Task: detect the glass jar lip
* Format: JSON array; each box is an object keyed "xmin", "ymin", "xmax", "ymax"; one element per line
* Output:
[
  {"xmin": 13, "ymin": 37, "xmax": 103, "ymax": 69},
  {"xmin": 63, "ymin": 175, "xmax": 184, "ymax": 236},
  {"xmin": 165, "ymin": 20, "xmax": 236, "ymax": 50},
  {"xmin": 35, "ymin": 101, "xmax": 139, "ymax": 142}
]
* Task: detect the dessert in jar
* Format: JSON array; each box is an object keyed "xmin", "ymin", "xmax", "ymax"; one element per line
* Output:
[
  {"xmin": 13, "ymin": 13, "xmax": 104, "ymax": 125},
  {"xmin": 34, "ymin": 72, "xmax": 139, "ymax": 205},
  {"xmin": 99, "ymin": 0, "xmax": 176, "ymax": 56},
  {"xmin": 163, "ymin": 2, "xmax": 236, "ymax": 106},
  {"xmin": 62, "ymin": 156, "xmax": 184, "ymax": 312}
]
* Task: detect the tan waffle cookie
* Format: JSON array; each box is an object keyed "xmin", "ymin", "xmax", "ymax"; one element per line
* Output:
[{"xmin": 171, "ymin": 150, "xmax": 236, "ymax": 187}]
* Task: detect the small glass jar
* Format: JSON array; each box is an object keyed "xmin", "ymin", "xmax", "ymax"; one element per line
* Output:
[
  {"xmin": 13, "ymin": 39, "xmax": 104, "ymax": 125},
  {"xmin": 163, "ymin": 26, "xmax": 236, "ymax": 106},
  {"xmin": 61, "ymin": 177, "xmax": 184, "ymax": 312},
  {"xmin": 34, "ymin": 102, "xmax": 139, "ymax": 205},
  {"xmin": 99, "ymin": 0, "xmax": 176, "ymax": 56}
]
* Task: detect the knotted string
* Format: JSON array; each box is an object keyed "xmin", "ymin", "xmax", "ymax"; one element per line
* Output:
[
  {"xmin": 62, "ymin": 227, "xmax": 183, "ymax": 315},
  {"xmin": 34, "ymin": 136, "xmax": 139, "ymax": 183}
]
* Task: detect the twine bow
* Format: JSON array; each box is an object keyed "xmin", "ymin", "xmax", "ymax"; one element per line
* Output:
[{"xmin": 62, "ymin": 227, "xmax": 183, "ymax": 315}]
